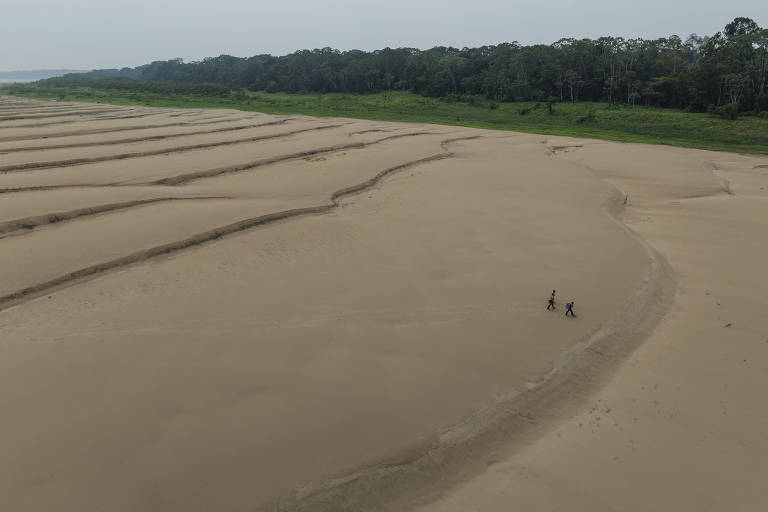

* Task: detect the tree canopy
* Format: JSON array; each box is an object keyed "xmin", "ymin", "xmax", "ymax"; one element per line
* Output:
[{"xmin": 39, "ymin": 17, "xmax": 768, "ymax": 114}]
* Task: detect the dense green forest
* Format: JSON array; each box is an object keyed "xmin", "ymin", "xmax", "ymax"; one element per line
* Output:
[{"xmin": 27, "ymin": 17, "xmax": 767, "ymax": 118}]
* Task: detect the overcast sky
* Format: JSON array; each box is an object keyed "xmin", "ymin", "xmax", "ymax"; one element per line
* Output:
[{"xmin": 1, "ymin": 0, "xmax": 765, "ymax": 70}]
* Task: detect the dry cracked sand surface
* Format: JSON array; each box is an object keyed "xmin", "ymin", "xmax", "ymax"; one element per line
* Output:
[{"xmin": 0, "ymin": 96, "xmax": 766, "ymax": 511}]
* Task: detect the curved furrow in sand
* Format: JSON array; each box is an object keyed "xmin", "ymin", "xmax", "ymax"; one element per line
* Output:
[
  {"xmin": 546, "ymin": 144, "xmax": 585, "ymax": 155},
  {"xmin": 401, "ymin": 149, "xmax": 768, "ymax": 512},
  {"xmin": 0, "ymin": 130, "xmax": 440, "ymax": 193},
  {"xmin": 0, "ymin": 109, "xmax": 204, "ymax": 128},
  {"xmin": 0, "ymin": 183, "xmax": 113, "ymax": 194},
  {"xmin": 0, "ymin": 115, "xmax": 273, "ymax": 142},
  {"xmin": 0, "ymin": 119, "xmax": 292, "ymax": 153},
  {"xmin": 0, "ymin": 110, "xmax": 177, "ymax": 129},
  {"xmin": 0, "ymin": 124, "xmax": 346, "ymax": 173},
  {"xmin": 0, "ymin": 107, "xmax": 131, "ymax": 122},
  {"xmin": 168, "ymin": 111, "xmax": 211, "ymax": 117},
  {"xmin": 0, "ymin": 152, "xmax": 454, "ymax": 310},
  {"xmin": 348, "ymin": 128, "xmax": 392, "ymax": 136},
  {"xmin": 0, "ymin": 106, "xmax": 119, "ymax": 115},
  {"xmin": 0, "ymin": 196, "xmax": 232, "ymax": 238},
  {"xmin": 0, "ymin": 103, "xmax": 130, "ymax": 112},
  {"xmin": 272, "ymin": 169, "xmax": 677, "ymax": 512},
  {"xmin": 152, "ymin": 130, "xmax": 437, "ymax": 186},
  {"xmin": 440, "ymin": 135, "xmax": 483, "ymax": 150}
]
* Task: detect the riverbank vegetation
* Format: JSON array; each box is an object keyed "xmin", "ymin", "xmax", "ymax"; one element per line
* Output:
[
  {"xmin": 4, "ymin": 85, "xmax": 767, "ymax": 154},
  {"xmin": 2, "ymin": 16, "xmax": 767, "ymax": 153},
  {"xmin": 24, "ymin": 17, "xmax": 768, "ymax": 114}
]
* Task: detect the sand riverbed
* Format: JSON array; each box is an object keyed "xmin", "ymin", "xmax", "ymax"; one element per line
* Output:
[{"xmin": 0, "ymin": 96, "xmax": 766, "ymax": 511}]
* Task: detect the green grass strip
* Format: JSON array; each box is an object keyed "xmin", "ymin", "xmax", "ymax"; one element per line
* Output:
[{"xmin": 3, "ymin": 86, "xmax": 767, "ymax": 154}]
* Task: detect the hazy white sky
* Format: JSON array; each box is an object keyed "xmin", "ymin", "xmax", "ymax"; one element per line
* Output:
[{"xmin": 1, "ymin": 0, "xmax": 765, "ymax": 70}]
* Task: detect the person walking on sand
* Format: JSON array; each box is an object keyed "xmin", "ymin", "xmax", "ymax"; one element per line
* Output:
[
  {"xmin": 547, "ymin": 290, "xmax": 556, "ymax": 310},
  {"xmin": 565, "ymin": 301, "xmax": 575, "ymax": 317}
]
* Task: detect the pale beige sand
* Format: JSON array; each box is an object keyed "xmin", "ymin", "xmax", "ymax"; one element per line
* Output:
[
  {"xmin": 412, "ymin": 142, "xmax": 768, "ymax": 512},
  {"xmin": 0, "ymin": 107, "xmax": 245, "ymax": 139},
  {"xmin": 0, "ymin": 122, "xmax": 429, "ymax": 189},
  {"xmin": 0, "ymin": 97, "xmax": 766, "ymax": 512},
  {"xmin": 0, "ymin": 119, "xmax": 334, "ymax": 167},
  {"xmin": 0, "ymin": 117, "xmax": 293, "ymax": 150}
]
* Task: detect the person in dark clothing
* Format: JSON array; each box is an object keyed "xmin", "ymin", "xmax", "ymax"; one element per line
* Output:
[
  {"xmin": 565, "ymin": 301, "xmax": 575, "ymax": 317},
  {"xmin": 546, "ymin": 290, "xmax": 557, "ymax": 310}
]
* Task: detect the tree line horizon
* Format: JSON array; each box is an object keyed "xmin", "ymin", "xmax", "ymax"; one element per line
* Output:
[{"xmin": 36, "ymin": 17, "xmax": 768, "ymax": 116}]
